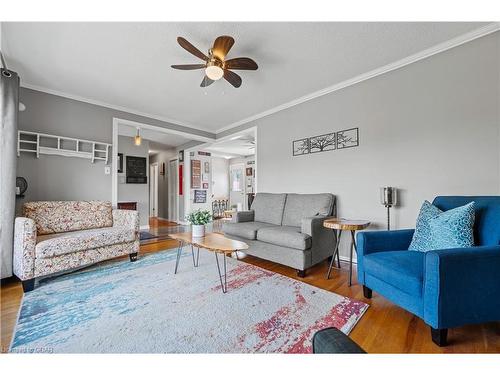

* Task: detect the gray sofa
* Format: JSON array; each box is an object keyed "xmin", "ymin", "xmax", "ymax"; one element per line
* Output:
[{"xmin": 223, "ymin": 193, "xmax": 336, "ymax": 276}]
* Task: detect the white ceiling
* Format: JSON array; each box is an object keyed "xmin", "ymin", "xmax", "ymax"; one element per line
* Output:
[
  {"xmin": 118, "ymin": 123, "xmax": 190, "ymax": 148},
  {"xmin": 204, "ymin": 128, "xmax": 255, "ymax": 157},
  {"xmin": 2, "ymin": 22, "xmax": 490, "ymax": 133}
]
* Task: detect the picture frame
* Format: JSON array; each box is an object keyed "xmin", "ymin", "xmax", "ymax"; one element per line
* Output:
[
  {"xmin": 178, "ymin": 150, "xmax": 184, "ymax": 162},
  {"xmin": 117, "ymin": 153, "xmax": 123, "ymax": 173},
  {"xmin": 309, "ymin": 132, "xmax": 336, "ymax": 153},
  {"xmin": 293, "ymin": 138, "xmax": 310, "ymax": 156},
  {"xmin": 202, "ymin": 182, "xmax": 209, "ymax": 189},
  {"xmin": 336, "ymin": 127, "xmax": 359, "ymax": 149},
  {"xmin": 204, "ymin": 161, "xmax": 210, "ymax": 174},
  {"xmin": 246, "ymin": 167, "xmax": 253, "ymax": 176}
]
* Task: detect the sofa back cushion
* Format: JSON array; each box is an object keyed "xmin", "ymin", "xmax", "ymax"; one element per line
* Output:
[
  {"xmin": 282, "ymin": 193, "xmax": 335, "ymax": 227},
  {"xmin": 251, "ymin": 193, "xmax": 287, "ymax": 225},
  {"xmin": 432, "ymin": 196, "xmax": 500, "ymax": 246},
  {"xmin": 23, "ymin": 201, "xmax": 113, "ymax": 235}
]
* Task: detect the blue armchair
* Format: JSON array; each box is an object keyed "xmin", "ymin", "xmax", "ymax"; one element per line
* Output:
[{"xmin": 357, "ymin": 196, "xmax": 500, "ymax": 346}]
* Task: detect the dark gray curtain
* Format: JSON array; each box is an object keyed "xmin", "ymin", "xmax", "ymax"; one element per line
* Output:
[{"xmin": 0, "ymin": 67, "xmax": 19, "ymax": 279}]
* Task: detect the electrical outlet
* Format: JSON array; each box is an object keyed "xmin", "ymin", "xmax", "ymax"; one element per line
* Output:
[{"xmin": 104, "ymin": 166, "xmax": 111, "ymax": 175}]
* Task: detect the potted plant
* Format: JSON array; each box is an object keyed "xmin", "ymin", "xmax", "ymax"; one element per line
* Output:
[{"xmin": 186, "ymin": 209, "xmax": 212, "ymax": 237}]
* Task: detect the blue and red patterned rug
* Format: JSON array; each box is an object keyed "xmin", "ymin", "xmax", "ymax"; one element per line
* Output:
[{"xmin": 10, "ymin": 248, "xmax": 368, "ymax": 353}]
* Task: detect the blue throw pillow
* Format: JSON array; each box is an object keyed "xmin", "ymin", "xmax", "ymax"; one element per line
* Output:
[
  {"xmin": 409, "ymin": 200, "xmax": 475, "ymax": 252},
  {"xmin": 408, "ymin": 201, "xmax": 442, "ymax": 251},
  {"xmin": 429, "ymin": 202, "xmax": 475, "ymax": 250}
]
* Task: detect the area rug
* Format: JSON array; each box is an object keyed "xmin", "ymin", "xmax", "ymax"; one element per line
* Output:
[{"xmin": 10, "ymin": 248, "xmax": 368, "ymax": 353}]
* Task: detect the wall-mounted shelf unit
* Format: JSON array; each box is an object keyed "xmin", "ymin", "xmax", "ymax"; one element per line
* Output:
[{"xmin": 17, "ymin": 130, "xmax": 112, "ymax": 163}]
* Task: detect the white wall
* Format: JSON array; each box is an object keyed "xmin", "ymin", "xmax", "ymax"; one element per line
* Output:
[
  {"xmin": 117, "ymin": 136, "xmax": 150, "ymax": 227},
  {"xmin": 246, "ymin": 32, "xmax": 500, "ymax": 259},
  {"xmin": 211, "ymin": 157, "xmax": 230, "ymax": 200}
]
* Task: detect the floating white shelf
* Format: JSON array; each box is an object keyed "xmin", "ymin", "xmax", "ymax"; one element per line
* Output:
[{"xmin": 17, "ymin": 130, "xmax": 112, "ymax": 163}]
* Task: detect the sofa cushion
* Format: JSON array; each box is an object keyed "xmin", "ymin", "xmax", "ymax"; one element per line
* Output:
[
  {"xmin": 223, "ymin": 221, "xmax": 277, "ymax": 240},
  {"xmin": 257, "ymin": 226, "xmax": 312, "ymax": 251},
  {"xmin": 24, "ymin": 201, "xmax": 113, "ymax": 235},
  {"xmin": 363, "ymin": 251, "xmax": 424, "ymax": 296},
  {"xmin": 35, "ymin": 227, "xmax": 136, "ymax": 258},
  {"xmin": 282, "ymin": 193, "xmax": 335, "ymax": 227},
  {"xmin": 251, "ymin": 193, "xmax": 287, "ymax": 225}
]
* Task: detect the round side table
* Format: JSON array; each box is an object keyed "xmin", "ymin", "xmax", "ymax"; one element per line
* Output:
[{"xmin": 323, "ymin": 219, "xmax": 370, "ymax": 286}]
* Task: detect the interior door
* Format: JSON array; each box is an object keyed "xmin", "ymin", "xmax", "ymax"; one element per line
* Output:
[
  {"xmin": 229, "ymin": 163, "xmax": 245, "ymax": 211},
  {"xmin": 149, "ymin": 163, "xmax": 158, "ymax": 217},
  {"xmin": 168, "ymin": 159, "xmax": 178, "ymax": 222}
]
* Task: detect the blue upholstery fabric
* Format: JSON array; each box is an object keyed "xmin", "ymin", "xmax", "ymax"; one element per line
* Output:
[
  {"xmin": 357, "ymin": 196, "xmax": 500, "ymax": 331},
  {"xmin": 408, "ymin": 201, "xmax": 442, "ymax": 251},
  {"xmin": 363, "ymin": 251, "xmax": 424, "ymax": 296},
  {"xmin": 432, "ymin": 196, "xmax": 500, "ymax": 246}
]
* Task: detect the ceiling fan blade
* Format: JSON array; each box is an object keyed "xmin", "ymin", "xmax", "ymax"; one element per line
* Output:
[
  {"xmin": 177, "ymin": 37, "xmax": 209, "ymax": 61},
  {"xmin": 223, "ymin": 69, "xmax": 242, "ymax": 88},
  {"xmin": 224, "ymin": 57, "xmax": 258, "ymax": 70},
  {"xmin": 212, "ymin": 36, "xmax": 235, "ymax": 60},
  {"xmin": 200, "ymin": 76, "xmax": 215, "ymax": 87},
  {"xmin": 171, "ymin": 64, "xmax": 206, "ymax": 70}
]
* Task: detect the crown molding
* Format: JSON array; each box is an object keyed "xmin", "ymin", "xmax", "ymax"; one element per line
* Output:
[
  {"xmin": 215, "ymin": 22, "xmax": 500, "ymax": 134},
  {"xmin": 20, "ymin": 83, "xmax": 215, "ymax": 136}
]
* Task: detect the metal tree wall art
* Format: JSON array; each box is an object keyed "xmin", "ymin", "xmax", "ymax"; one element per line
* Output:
[
  {"xmin": 310, "ymin": 133, "xmax": 336, "ymax": 153},
  {"xmin": 292, "ymin": 127, "xmax": 359, "ymax": 156}
]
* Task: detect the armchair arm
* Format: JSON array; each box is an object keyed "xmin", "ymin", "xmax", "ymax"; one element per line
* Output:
[
  {"xmin": 301, "ymin": 215, "xmax": 335, "ymax": 265},
  {"xmin": 357, "ymin": 229, "xmax": 415, "ymax": 256},
  {"xmin": 13, "ymin": 217, "xmax": 37, "ymax": 280},
  {"xmin": 232, "ymin": 210, "xmax": 254, "ymax": 223},
  {"xmin": 113, "ymin": 209, "xmax": 139, "ymax": 237},
  {"xmin": 423, "ymin": 245, "xmax": 500, "ymax": 329}
]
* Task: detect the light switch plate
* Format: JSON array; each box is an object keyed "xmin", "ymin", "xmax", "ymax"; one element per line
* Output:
[{"xmin": 104, "ymin": 166, "xmax": 111, "ymax": 175}]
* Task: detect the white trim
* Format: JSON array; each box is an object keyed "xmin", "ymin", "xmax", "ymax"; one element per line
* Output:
[
  {"xmin": 111, "ymin": 119, "xmax": 119, "ymax": 207},
  {"xmin": 115, "ymin": 118, "xmax": 214, "ymax": 143},
  {"xmin": 215, "ymin": 23, "xmax": 500, "ymax": 134},
  {"xmin": 139, "ymin": 225, "xmax": 150, "ymax": 231},
  {"xmin": 21, "ymin": 82, "xmax": 214, "ymax": 135}
]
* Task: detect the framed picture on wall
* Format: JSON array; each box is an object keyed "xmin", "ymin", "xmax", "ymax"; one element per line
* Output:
[
  {"xmin": 203, "ymin": 182, "xmax": 209, "ymax": 189},
  {"xmin": 246, "ymin": 167, "xmax": 253, "ymax": 176},
  {"xmin": 117, "ymin": 153, "xmax": 123, "ymax": 173},
  {"xmin": 179, "ymin": 150, "xmax": 184, "ymax": 162},
  {"xmin": 204, "ymin": 161, "xmax": 210, "ymax": 174}
]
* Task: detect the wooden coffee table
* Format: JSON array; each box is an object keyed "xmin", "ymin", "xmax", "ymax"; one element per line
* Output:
[
  {"xmin": 323, "ymin": 219, "xmax": 370, "ymax": 286},
  {"xmin": 169, "ymin": 232, "xmax": 249, "ymax": 293}
]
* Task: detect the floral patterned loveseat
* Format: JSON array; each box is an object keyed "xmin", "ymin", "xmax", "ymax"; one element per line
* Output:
[{"xmin": 14, "ymin": 201, "xmax": 139, "ymax": 292}]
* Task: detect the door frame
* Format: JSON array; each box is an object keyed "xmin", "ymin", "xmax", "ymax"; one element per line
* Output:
[
  {"xmin": 149, "ymin": 162, "xmax": 159, "ymax": 217},
  {"xmin": 168, "ymin": 157, "xmax": 179, "ymax": 222},
  {"xmin": 229, "ymin": 162, "xmax": 246, "ymax": 210}
]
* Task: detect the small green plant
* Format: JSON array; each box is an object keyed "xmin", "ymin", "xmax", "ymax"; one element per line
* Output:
[{"xmin": 186, "ymin": 209, "xmax": 212, "ymax": 225}]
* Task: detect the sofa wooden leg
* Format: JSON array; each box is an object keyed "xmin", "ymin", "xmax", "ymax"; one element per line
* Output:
[
  {"xmin": 363, "ymin": 285, "xmax": 372, "ymax": 299},
  {"xmin": 22, "ymin": 279, "xmax": 35, "ymax": 293},
  {"xmin": 297, "ymin": 269, "xmax": 306, "ymax": 278},
  {"xmin": 431, "ymin": 327, "xmax": 448, "ymax": 347},
  {"xmin": 129, "ymin": 252, "xmax": 138, "ymax": 262}
]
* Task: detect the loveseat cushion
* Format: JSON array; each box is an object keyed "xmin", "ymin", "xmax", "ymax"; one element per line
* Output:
[
  {"xmin": 251, "ymin": 193, "xmax": 287, "ymax": 225},
  {"xmin": 363, "ymin": 250, "xmax": 424, "ymax": 296},
  {"xmin": 282, "ymin": 193, "xmax": 335, "ymax": 227},
  {"xmin": 35, "ymin": 227, "xmax": 136, "ymax": 258},
  {"xmin": 257, "ymin": 225, "xmax": 312, "ymax": 250},
  {"xmin": 223, "ymin": 221, "xmax": 277, "ymax": 240},
  {"xmin": 24, "ymin": 201, "xmax": 113, "ymax": 235}
]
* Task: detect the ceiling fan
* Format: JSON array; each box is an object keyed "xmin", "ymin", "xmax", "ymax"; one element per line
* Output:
[{"xmin": 171, "ymin": 35, "xmax": 258, "ymax": 88}]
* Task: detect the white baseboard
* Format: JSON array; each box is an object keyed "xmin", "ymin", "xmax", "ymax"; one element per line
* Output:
[
  {"xmin": 338, "ymin": 254, "xmax": 357, "ymax": 265},
  {"xmin": 139, "ymin": 225, "xmax": 150, "ymax": 230}
]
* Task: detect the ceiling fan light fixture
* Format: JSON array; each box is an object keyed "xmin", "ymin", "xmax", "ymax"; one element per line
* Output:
[{"xmin": 205, "ymin": 62, "xmax": 224, "ymax": 81}]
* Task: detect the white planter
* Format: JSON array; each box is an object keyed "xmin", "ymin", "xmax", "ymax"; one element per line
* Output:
[{"xmin": 192, "ymin": 224, "xmax": 206, "ymax": 238}]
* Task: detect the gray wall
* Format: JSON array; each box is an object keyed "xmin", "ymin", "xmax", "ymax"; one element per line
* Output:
[
  {"xmin": 117, "ymin": 136, "xmax": 149, "ymax": 227},
  {"xmin": 16, "ymin": 88, "xmax": 213, "ymax": 217},
  {"xmin": 149, "ymin": 148, "xmax": 177, "ymax": 219},
  {"xmin": 245, "ymin": 32, "xmax": 500, "ymax": 259}
]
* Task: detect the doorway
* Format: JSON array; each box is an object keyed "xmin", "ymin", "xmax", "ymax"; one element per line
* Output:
[
  {"xmin": 229, "ymin": 163, "xmax": 245, "ymax": 211},
  {"xmin": 168, "ymin": 159, "xmax": 179, "ymax": 222},
  {"xmin": 149, "ymin": 162, "xmax": 159, "ymax": 217}
]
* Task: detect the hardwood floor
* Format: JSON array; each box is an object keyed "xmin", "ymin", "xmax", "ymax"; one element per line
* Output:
[{"xmin": 2, "ymin": 222, "xmax": 499, "ymax": 353}]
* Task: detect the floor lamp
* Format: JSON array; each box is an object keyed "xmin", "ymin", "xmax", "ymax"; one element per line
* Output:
[{"xmin": 380, "ymin": 187, "xmax": 397, "ymax": 230}]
